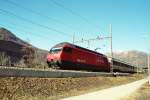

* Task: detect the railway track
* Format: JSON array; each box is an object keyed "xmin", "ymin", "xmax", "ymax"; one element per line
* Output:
[{"xmin": 0, "ymin": 66, "xmax": 130, "ymax": 78}]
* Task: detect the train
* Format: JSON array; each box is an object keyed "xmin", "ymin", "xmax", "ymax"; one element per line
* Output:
[
  {"xmin": 112, "ymin": 58, "xmax": 137, "ymax": 73},
  {"xmin": 46, "ymin": 42, "xmax": 137, "ymax": 73}
]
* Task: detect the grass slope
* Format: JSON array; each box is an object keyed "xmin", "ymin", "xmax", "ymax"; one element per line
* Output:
[{"xmin": 0, "ymin": 74, "xmax": 145, "ymax": 100}]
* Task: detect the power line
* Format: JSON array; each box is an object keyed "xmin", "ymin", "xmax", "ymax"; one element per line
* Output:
[
  {"xmin": 0, "ymin": 17, "xmax": 60, "ymax": 39},
  {"xmin": 3, "ymin": 0, "xmax": 106, "ymax": 41},
  {"xmin": 0, "ymin": 23, "xmax": 74, "ymax": 50},
  {"xmin": 0, "ymin": 8, "xmax": 71, "ymax": 38},
  {"xmin": 75, "ymin": 36, "xmax": 111, "ymax": 43},
  {"xmin": 0, "ymin": 23, "xmax": 64, "ymax": 50},
  {"xmin": 0, "ymin": 12, "xmax": 78, "ymax": 46},
  {"xmin": 3, "ymin": 0, "xmax": 78, "ymax": 31},
  {"xmin": 0, "ymin": 23, "xmax": 57, "ymax": 43},
  {"xmin": 50, "ymin": 0, "xmax": 103, "ymax": 31}
]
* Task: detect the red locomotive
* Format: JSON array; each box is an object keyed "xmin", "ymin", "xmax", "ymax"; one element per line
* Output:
[
  {"xmin": 47, "ymin": 42, "xmax": 110, "ymax": 71},
  {"xmin": 47, "ymin": 42, "xmax": 137, "ymax": 73}
]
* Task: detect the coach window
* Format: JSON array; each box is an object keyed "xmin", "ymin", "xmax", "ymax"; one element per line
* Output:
[{"xmin": 63, "ymin": 47, "xmax": 72, "ymax": 53}]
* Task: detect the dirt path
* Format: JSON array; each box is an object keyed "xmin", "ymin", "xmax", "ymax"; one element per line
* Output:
[{"xmin": 62, "ymin": 79, "xmax": 147, "ymax": 100}]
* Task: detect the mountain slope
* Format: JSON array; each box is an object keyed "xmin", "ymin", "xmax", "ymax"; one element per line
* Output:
[
  {"xmin": 112, "ymin": 50, "xmax": 147, "ymax": 68},
  {"xmin": 0, "ymin": 28, "xmax": 29, "ymax": 45},
  {"xmin": 0, "ymin": 27, "xmax": 48, "ymax": 68}
]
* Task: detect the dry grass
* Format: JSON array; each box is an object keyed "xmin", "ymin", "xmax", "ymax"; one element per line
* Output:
[
  {"xmin": 124, "ymin": 81, "xmax": 150, "ymax": 100},
  {"xmin": 0, "ymin": 74, "xmax": 145, "ymax": 100}
]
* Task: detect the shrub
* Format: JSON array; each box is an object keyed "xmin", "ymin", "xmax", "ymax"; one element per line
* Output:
[
  {"xmin": 22, "ymin": 46, "xmax": 35, "ymax": 68},
  {"xmin": 0, "ymin": 52, "xmax": 11, "ymax": 66}
]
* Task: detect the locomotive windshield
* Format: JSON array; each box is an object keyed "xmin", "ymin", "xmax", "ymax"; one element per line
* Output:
[{"xmin": 50, "ymin": 47, "xmax": 62, "ymax": 53}]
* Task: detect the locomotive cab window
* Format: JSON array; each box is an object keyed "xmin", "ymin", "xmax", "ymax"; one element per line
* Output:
[
  {"xmin": 49, "ymin": 47, "xmax": 62, "ymax": 53},
  {"xmin": 63, "ymin": 47, "xmax": 72, "ymax": 53}
]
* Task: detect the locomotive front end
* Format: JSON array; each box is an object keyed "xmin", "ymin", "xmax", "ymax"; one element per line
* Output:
[{"xmin": 47, "ymin": 47, "xmax": 62, "ymax": 67}]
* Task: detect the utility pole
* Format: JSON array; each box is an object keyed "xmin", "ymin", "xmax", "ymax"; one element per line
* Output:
[
  {"xmin": 74, "ymin": 24, "xmax": 113, "ymax": 73},
  {"xmin": 148, "ymin": 53, "xmax": 150, "ymax": 84},
  {"xmin": 87, "ymin": 40, "xmax": 90, "ymax": 48},
  {"xmin": 73, "ymin": 33, "xmax": 75, "ymax": 44},
  {"xmin": 110, "ymin": 24, "xmax": 113, "ymax": 73}
]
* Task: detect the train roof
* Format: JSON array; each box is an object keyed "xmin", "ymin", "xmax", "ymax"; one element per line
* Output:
[
  {"xmin": 52, "ymin": 42, "xmax": 71, "ymax": 47},
  {"xmin": 52, "ymin": 42, "xmax": 107, "ymax": 57}
]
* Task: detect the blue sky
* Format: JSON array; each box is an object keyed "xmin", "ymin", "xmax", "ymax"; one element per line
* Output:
[{"xmin": 0, "ymin": 0, "xmax": 150, "ymax": 53}]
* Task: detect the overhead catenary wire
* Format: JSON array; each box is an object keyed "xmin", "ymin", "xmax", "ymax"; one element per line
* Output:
[
  {"xmin": 0, "ymin": 14, "xmax": 71, "ymax": 43},
  {"xmin": 0, "ymin": 24, "xmax": 63, "ymax": 50},
  {"xmin": 3, "ymin": 0, "xmax": 79, "ymax": 31},
  {"xmin": 0, "ymin": 0, "xmax": 107, "ymax": 50},
  {"xmin": 0, "ymin": 23, "xmax": 58, "ymax": 43},
  {"xmin": 2, "ymin": 0, "xmax": 107, "ymax": 44},
  {"xmin": 0, "ymin": 17, "xmax": 60, "ymax": 41},
  {"xmin": 50, "ymin": 0, "xmax": 104, "ymax": 32},
  {"xmin": 0, "ymin": 8, "xmax": 72, "ymax": 38}
]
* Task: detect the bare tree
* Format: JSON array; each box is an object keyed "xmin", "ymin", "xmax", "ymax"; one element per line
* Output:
[{"xmin": 22, "ymin": 46, "xmax": 35, "ymax": 68}]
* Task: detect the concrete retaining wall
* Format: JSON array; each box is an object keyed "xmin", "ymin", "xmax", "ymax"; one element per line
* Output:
[{"xmin": 0, "ymin": 66, "xmax": 114, "ymax": 78}]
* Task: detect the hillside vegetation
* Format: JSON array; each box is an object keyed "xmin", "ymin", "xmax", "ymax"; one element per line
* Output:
[{"xmin": 0, "ymin": 27, "xmax": 48, "ymax": 68}]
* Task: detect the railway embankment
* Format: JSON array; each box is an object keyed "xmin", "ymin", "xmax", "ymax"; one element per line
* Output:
[{"xmin": 0, "ymin": 74, "xmax": 145, "ymax": 100}]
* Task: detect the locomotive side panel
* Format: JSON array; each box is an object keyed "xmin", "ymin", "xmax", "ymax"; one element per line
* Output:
[
  {"xmin": 96, "ymin": 56, "xmax": 110, "ymax": 71},
  {"xmin": 72, "ymin": 47, "xmax": 110, "ymax": 71},
  {"xmin": 72, "ymin": 47, "xmax": 97, "ymax": 70},
  {"xmin": 61, "ymin": 47, "xmax": 72, "ymax": 62}
]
